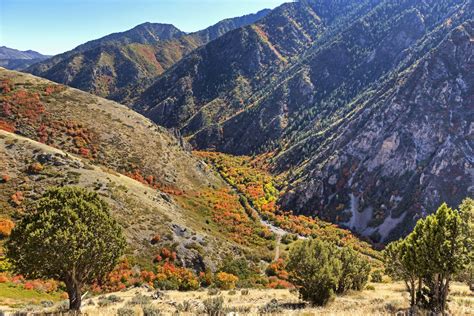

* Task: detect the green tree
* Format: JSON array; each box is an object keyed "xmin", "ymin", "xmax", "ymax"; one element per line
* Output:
[
  {"xmin": 384, "ymin": 199, "xmax": 473, "ymax": 313},
  {"xmin": 6, "ymin": 187, "xmax": 126, "ymax": 310},
  {"xmin": 287, "ymin": 239, "xmax": 370, "ymax": 306},
  {"xmin": 337, "ymin": 246, "xmax": 371, "ymax": 293},
  {"xmin": 287, "ymin": 239, "xmax": 341, "ymax": 306}
]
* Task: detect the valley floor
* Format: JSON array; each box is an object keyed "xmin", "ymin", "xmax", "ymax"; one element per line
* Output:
[{"xmin": 1, "ymin": 282, "xmax": 472, "ymax": 315}]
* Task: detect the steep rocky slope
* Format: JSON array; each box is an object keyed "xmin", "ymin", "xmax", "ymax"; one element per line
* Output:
[
  {"xmin": 0, "ymin": 46, "xmax": 50, "ymax": 70},
  {"xmin": 280, "ymin": 20, "xmax": 474, "ymax": 242},
  {"xmin": 134, "ymin": 0, "xmax": 365, "ymax": 130},
  {"xmin": 26, "ymin": 10, "xmax": 270, "ymax": 105},
  {"xmin": 134, "ymin": 0, "xmax": 473, "ymax": 242}
]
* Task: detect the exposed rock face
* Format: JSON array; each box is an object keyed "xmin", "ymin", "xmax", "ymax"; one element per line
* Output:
[
  {"xmin": 280, "ymin": 20, "xmax": 474, "ymax": 242},
  {"xmin": 134, "ymin": 0, "xmax": 473, "ymax": 242}
]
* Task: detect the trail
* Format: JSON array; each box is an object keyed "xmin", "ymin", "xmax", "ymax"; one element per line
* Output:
[{"xmin": 204, "ymin": 159, "xmax": 307, "ymax": 261}]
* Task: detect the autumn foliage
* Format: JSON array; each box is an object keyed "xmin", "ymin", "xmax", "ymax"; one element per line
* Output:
[
  {"xmin": 0, "ymin": 219, "xmax": 15, "ymax": 238},
  {"xmin": 195, "ymin": 151, "xmax": 380, "ymax": 260},
  {"xmin": 214, "ymin": 272, "xmax": 238, "ymax": 290},
  {"xmin": 10, "ymin": 191, "xmax": 24, "ymax": 206},
  {"xmin": 0, "ymin": 273, "xmax": 59, "ymax": 293}
]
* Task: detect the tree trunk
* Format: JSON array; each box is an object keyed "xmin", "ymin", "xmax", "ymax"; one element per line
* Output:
[
  {"xmin": 440, "ymin": 276, "xmax": 450, "ymax": 315},
  {"xmin": 409, "ymin": 279, "xmax": 416, "ymax": 307},
  {"xmin": 416, "ymin": 277, "xmax": 422, "ymax": 305},
  {"xmin": 65, "ymin": 276, "xmax": 82, "ymax": 311}
]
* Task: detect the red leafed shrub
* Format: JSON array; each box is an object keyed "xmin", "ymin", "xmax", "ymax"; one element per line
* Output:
[
  {"xmin": 125, "ymin": 169, "xmax": 184, "ymax": 195},
  {"xmin": 11, "ymin": 275, "xmax": 25, "ymax": 284},
  {"xmin": 1, "ymin": 174, "xmax": 10, "ymax": 183},
  {"xmin": 214, "ymin": 272, "xmax": 238, "ymax": 290},
  {"xmin": 28, "ymin": 162, "xmax": 44, "ymax": 174},
  {"xmin": 0, "ymin": 80, "xmax": 12, "ymax": 93},
  {"xmin": 0, "ymin": 120, "xmax": 15, "ymax": 133},
  {"xmin": 150, "ymin": 234, "xmax": 161, "ymax": 244},
  {"xmin": 79, "ymin": 147, "xmax": 90, "ymax": 157},
  {"xmin": 37, "ymin": 124, "xmax": 49, "ymax": 143},
  {"xmin": 265, "ymin": 258, "xmax": 289, "ymax": 280},
  {"xmin": 10, "ymin": 191, "xmax": 24, "ymax": 206},
  {"xmin": 43, "ymin": 85, "xmax": 65, "ymax": 96},
  {"xmin": 0, "ymin": 273, "xmax": 9, "ymax": 283},
  {"xmin": 0, "ymin": 219, "xmax": 15, "ymax": 238},
  {"xmin": 23, "ymin": 281, "xmax": 34, "ymax": 290},
  {"xmin": 140, "ymin": 270, "xmax": 155, "ymax": 283},
  {"xmin": 155, "ymin": 247, "xmax": 177, "ymax": 263},
  {"xmin": 199, "ymin": 270, "xmax": 213, "ymax": 287},
  {"xmin": 154, "ymin": 262, "xmax": 199, "ymax": 291},
  {"xmin": 267, "ymin": 276, "xmax": 294, "ymax": 289}
]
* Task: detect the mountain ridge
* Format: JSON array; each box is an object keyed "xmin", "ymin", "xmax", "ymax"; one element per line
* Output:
[
  {"xmin": 0, "ymin": 46, "xmax": 50, "ymax": 70},
  {"xmin": 26, "ymin": 9, "xmax": 271, "ymax": 104}
]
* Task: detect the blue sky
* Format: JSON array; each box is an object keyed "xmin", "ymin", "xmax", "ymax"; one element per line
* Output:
[{"xmin": 0, "ymin": 0, "xmax": 288, "ymax": 55}]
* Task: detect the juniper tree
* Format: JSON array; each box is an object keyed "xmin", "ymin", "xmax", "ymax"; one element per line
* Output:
[
  {"xmin": 286, "ymin": 238, "xmax": 370, "ymax": 306},
  {"xmin": 287, "ymin": 239, "xmax": 341, "ymax": 306},
  {"xmin": 6, "ymin": 187, "xmax": 126, "ymax": 310},
  {"xmin": 337, "ymin": 246, "xmax": 371, "ymax": 293},
  {"xmin": 384, "ymin": 199, "xmax": 473, "ymax": 313}
]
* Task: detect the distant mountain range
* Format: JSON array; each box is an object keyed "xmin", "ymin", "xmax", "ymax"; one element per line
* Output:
[
  {"xmin": 0, "ymin": 46, "xmax": 50, "ymax": 70},
  {"xmin": 26, "ymin": 9, "xmax": 270, "ymax": 104},
  {"xmin": 18, "ymin": 0, "xmax": 474, "ymax": 243}
]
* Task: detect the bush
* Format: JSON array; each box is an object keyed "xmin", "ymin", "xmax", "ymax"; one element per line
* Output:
[
  {"xmin": 218, "ymin": 257, "xmax": 252, "ymax": 281},
  {"xmin": 142, "ymin": 304, "xmax": 161, "ymax": 316},
  {"xmin": 207, "ymin": 288, "xmax": 220, "ymax": 296},
  {"xmin": 98, "ymin": 294, "xmax": 124, "ymax": 306},
  {"xmin": 281, "ymin": 233, "xmax": 297, "ymax": 245},
  {"xmin": 366, "ymin": 285, "xmax": 376, "ymax": 291},
  {"xmin": 241, "ymin": 289, "xmax": 249, "ymax": 295},
  {"xmin": 286, "ymin": 238, "xmax": 370, "ymax": 306},
  {"xmin": 0, "ymin": 219, "xmax": 14, "ymax": 238},
  {"xmin": 258, "ymin": 299, "xmax": 282, "ymax": 314},
  {"xmin": 214, "ymin": 272, "xmax": 238, "ymax": 290},
  {"xmin": 28, "ymin": 162, "xmax": 44, "ymax": 174},
  {"xmin": 117, "ymin": 307, "xmax": 135, "ymax": 316},
  {"xmin": 153, "ymin": 262, "xmax": 199, "ymax": 291},
  {"xmin": 287, "ymin": 239, "xmax": 341, "ymax": 306},
  {"xmin": 337, "ymin": 247, "xmax": 370, "ymax": 293},
  {"xmin": 371, "ymin": 270, "xmax": 383, "ymax": 283},
  {"xmin": 203, "ymin": 296, "xmax": 223, "ymax": 316},
  {"xmin": 130, "ymin": 293, "xmax": 152, "ymax": 306}
]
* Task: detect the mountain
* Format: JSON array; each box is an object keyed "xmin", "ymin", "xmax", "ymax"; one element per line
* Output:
[
  {"xmin": 26, "ymin": 9, "xmax": 270, "ymax": 105},
  {"xmin": 134, "ymin": 0, "xmax": 376, "ymax": 132},
  {"xmin": 134, "ymin": 0, "xmax": 473, "ymax": 242},
  {"xmin": 0, "ymin": 67, "xmax": 376, "ymax": 272},
  {"xmin": 0, "ymin": 67, "xmax": 240, "ymax": 270},
  {"xmin": 0, "ymin": 46, "xmax": 50, "ymax": 70}
]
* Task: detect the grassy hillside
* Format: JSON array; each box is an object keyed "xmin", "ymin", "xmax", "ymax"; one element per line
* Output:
[{"xmin": 0, "ymin": 68, "xmax": 278, "ymax": 269}]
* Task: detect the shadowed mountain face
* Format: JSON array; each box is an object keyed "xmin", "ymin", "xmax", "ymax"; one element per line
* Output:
[
  {"xmin": 26, "ymin": 10, "xmax": 270, "ymax": 105},
  {"xmin": 0, "ymin": 46, "xmax": 50, "ymax": 70},
  {"xmin": 134, "ymin": 0, "xmax": 473, "ymax": 242}
]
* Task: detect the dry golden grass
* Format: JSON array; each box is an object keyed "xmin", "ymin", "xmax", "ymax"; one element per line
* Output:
[{"xmin": 69, "ymin": 282, "xmax": 474, "ymax": 315}]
